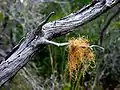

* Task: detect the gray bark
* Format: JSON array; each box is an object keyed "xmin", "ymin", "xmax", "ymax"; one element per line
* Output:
[{"xmin": 0, "ymin": 0, "xmax": 119, "ymax": 87}]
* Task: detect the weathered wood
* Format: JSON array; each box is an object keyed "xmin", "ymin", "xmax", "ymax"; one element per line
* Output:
[{"xmin": 0, "ymin": 0, "xmax": 119, "ymax": 87}]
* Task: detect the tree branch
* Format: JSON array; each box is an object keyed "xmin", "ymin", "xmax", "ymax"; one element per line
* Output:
[
  {"xmin": 0, "ymin": 0, "xmax": 119, "ymax": 87},
  {"xmin": 99, "ymin": 6, "xmax": 120, "ymax": 45}
]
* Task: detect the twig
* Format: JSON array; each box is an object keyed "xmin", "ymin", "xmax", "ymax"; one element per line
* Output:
[
  {"xmin": 44, "ymin": 39, "xmax": 69, "ymax": 47},
  {"xmin": 90, "ymin": 45, "xmax": 104, "ymax": 51}
]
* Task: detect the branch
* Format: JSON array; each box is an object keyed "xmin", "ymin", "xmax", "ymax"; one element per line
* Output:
[
  {"xmin": 0, "ymin": 0, "xmax": 119, "ymax": 87},
  {"xmin": 99, "ymin": 6, "xmax": 120, "ymax": 45}
]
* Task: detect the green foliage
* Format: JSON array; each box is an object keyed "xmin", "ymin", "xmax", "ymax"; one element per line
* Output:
[
  {"xmin": 0, "ymin": 11, "xmax": 4, "ymax": 21},
  {"xmin": 94, "ymin": 27, "xmax": 120, "ymax": 89},
  {"xmin": 0, "ymin": 0, "xmax": 120, "ymax": 90}
]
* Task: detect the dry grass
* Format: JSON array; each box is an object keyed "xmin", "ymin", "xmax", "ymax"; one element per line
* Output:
[{"xmin": 68, "ymin": 37, "xmax": 95, "ymax": 79}]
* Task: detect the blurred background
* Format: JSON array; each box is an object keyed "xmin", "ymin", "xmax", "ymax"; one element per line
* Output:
[{"xmin": 0, "ymin": 0, "xmax": 120, "ymax": 90}]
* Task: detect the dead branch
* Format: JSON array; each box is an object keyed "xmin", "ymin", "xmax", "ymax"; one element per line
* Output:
[{"xmin": 0, "ymin": 0, "xmax": 119, "ymax": 87}]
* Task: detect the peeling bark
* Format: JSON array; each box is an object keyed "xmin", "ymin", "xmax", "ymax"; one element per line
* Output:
[{"xmin": 0, "ymin": 0, "xmax": 119, "ymax": 87}]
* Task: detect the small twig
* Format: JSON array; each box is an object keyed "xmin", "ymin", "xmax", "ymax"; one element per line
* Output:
[
  {"xmin": 90, "ymin": 45, "xmax": 104, "ymax": 51},
  {"xmin": 37, "ymin": 12, "xmax": 55, "ymax": 30},
  {"xmin": 78, "ymin": 44, "xmax": 104, "ymax": 51},
  {"xmin": 44, "ymin": 39, "xmax": 104, "ymax": 52},
  {"xmin": 44, "ymin": 39, "xmax": 69, "ymax": 47}
]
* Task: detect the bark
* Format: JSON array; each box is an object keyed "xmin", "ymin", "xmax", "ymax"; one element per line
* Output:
[{"xmin": 0, "ymin": 0, "xmax": 119, "ymax": 87}]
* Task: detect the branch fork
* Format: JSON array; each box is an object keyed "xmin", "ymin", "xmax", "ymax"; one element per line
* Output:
[{"xmin": 0, "ymin": 0, "xmax": 119, "ymax": 86}]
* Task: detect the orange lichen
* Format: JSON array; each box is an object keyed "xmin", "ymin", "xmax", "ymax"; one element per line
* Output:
[{"xmin": 68, "ymin": 37, "xmax": 95, "ymax": 79}]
